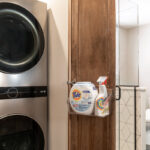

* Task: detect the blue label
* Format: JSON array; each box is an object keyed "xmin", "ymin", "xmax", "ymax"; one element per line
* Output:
[
  {"xmin": 93, "ymin": 87, "xmax": 97, "ymax": 90},
  {"xmin": 71, "ymin": 101, "xmax": 91, "ymax": 112},
  {"xmin": 73, "ymin": 92, "xmax": 81, "ymax": 98},
  {"xmin": 82, "ymin": 90, "xmax": 90, "ymax": 93}
]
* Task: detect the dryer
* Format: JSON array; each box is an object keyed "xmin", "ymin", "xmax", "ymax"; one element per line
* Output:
[{"xmin": 0, "ymin": 0, "xmax": 47, "ymax": 87}]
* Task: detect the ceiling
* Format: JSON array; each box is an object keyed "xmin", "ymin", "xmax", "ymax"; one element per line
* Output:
[
  {"xmin": 39, "ymin": 0, "xmax": 150, "ymax": 29},
  {"xmin": 39, "ymin": 0, "xmax": 47, "ymax": 2},
  {"xmin": 118, "ymin": 0, "xmax": 150, "ymax": 29}
]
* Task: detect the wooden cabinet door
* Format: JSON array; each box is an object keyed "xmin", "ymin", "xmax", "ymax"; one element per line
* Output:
[{"xmin": 69, "ymin": 0, "xmax": 116, "ymax": 150}]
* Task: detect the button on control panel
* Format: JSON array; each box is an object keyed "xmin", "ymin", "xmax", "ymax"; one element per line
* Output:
[{"xmin": 7, "ymin": 88, "xmax": 18, "ymax": 98}]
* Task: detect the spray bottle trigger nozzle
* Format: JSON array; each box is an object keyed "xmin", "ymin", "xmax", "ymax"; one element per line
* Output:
[{"xmin": 97, "ymin": 76, "xmax": 108, "ymax": 85}]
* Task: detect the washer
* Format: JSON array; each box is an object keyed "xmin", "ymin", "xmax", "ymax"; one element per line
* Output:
[
  {"xmin": 0, "ymin": 87, "xmax": 48, "ymax": 150},
  {"xmin": 0, "ymin": 1, "xmax": 48, "ymax": 150}
]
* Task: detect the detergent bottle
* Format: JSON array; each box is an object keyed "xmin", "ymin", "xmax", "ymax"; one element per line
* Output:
[
  {"xmin": 70, "ymin": 82, "xmax": 98, "ymax": 115},
  {"xmin": 95, "ymin": 76, "xmax": 109, "ymax": 117}
]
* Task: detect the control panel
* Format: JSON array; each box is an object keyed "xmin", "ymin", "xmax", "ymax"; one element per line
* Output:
[{"xmin": 0, "ymin": 86, "xmax": 47, "ymax": 99}]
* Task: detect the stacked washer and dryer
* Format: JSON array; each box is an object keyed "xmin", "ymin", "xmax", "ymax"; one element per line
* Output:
[{"xmin": 0, "ymin": 0, "xmax": 48, "ymax": 150}]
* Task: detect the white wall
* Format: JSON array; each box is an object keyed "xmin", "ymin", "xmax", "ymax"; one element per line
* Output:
[
  {"xmin": 116, "ymin": 27, "xmax": 120, "ymax": 85},
  {"xmin": 139, "ymin": 24, "xmax": 150, "ymax": 107},
  {"xmin": 127, "ymin": 27, "xmax": 139, "ymax": 85},
  {"xmin": 119, "ymin": 24, "xmax": 150, "ymax": 107},
  {"xmin": 119, "ymin": 27, "xmax": 128, "ymax": 85},
  {"xmin": 39, "ymin": 0, "xmax": 68, "ymax": 150},
  {"xmin": 119, "ymin": 27, "xmax": 139, "ymax": 85}
]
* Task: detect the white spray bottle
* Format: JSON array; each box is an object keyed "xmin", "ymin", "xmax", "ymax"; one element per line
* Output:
[{"xmin": 95, "ymin": 76, "xmax": 109, "ymax": 117}]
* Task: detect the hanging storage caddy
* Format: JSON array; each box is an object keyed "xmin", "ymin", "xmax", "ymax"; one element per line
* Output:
[{"xmin": 68, "ymin": 76, "xmax": 113, "ymax": 117}]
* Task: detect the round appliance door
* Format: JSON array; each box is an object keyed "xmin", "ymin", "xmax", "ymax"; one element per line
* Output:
[
  {"xmin": 0, "ymin": 3, "xmax": 45, "ymax": 73},
  {"xmin": 0, "ymin": 115, "xmax": 45, "ymax": 150}
]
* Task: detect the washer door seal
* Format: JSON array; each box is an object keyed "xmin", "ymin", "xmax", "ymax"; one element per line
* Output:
[{"xmin": 0, "ymin": 3, "xmax": 45, "ymax": 73}]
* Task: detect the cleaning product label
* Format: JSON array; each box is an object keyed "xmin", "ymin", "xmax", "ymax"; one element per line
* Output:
[
  {"xmin": 96, "ymin": 97, "xmax": 105, "ymax": 110},
  {"xmin": 70, "ymin": 82, "xmax": 98, "ymax": 115},
  {"xmin": 72, "ymin": 89, "xmax": 82, "ymax": 101},
  {"xmin": 95, "ymin": 76, "xmax": 109, "ymax": 117},
  {"xmin": 96, "ymin": 96, "xmax": 109, "ymax": 115},
  {"xmin": 93, "ymin": 86, "xmax": 97, "ymax": 91},
  {"xmin": 71, "ymin": 89, "xmax": 92, "ymax": 112}
]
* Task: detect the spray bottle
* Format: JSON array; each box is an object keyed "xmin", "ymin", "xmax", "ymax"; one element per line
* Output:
[{"xmin": 95, "ymin": 76, "xmax": 109, "ymax": 117}]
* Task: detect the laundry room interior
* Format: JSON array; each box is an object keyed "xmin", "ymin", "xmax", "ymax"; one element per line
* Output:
[{"xmin": 0, "ymin": 0, "xmax": 149, "ymax": 150}]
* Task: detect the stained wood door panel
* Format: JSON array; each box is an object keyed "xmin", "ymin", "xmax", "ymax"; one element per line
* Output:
[
  {"xmin": 71, "ymin": 0, "xmax": 79, "ymax": 81},
  {"xmin": 69, "ymin": 0, "xmax": 116, "ymax": 149},
  {"xmin": 78, "ymin": 0, "xmax": 108, "ymax": 83},
  {"xmin": 69, "ymin": 116, "xmax": 110, "ymax": 150},
  {"xmin": 107, "ymin": 0, "xmax": 116, "ymax": 149}
]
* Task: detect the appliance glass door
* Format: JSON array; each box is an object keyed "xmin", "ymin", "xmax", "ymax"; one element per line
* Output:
[
  {"xmin": 0, "ymin": 115, "xmax": 44, "ymax": 150},
  {"xmin": 0, "ymin": 2, "xmax": 44, "ymax": 73}
]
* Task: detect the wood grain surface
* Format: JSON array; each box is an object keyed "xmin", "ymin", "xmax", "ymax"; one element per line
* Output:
[{"xmin": 68, "ymin": 0, "xmax": 116, "ymax": 149}]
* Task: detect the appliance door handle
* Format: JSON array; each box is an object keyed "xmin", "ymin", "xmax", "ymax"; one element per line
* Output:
[{"xmin": 116, "ymin": 86, "xmax": 121, "ymax": 101}]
